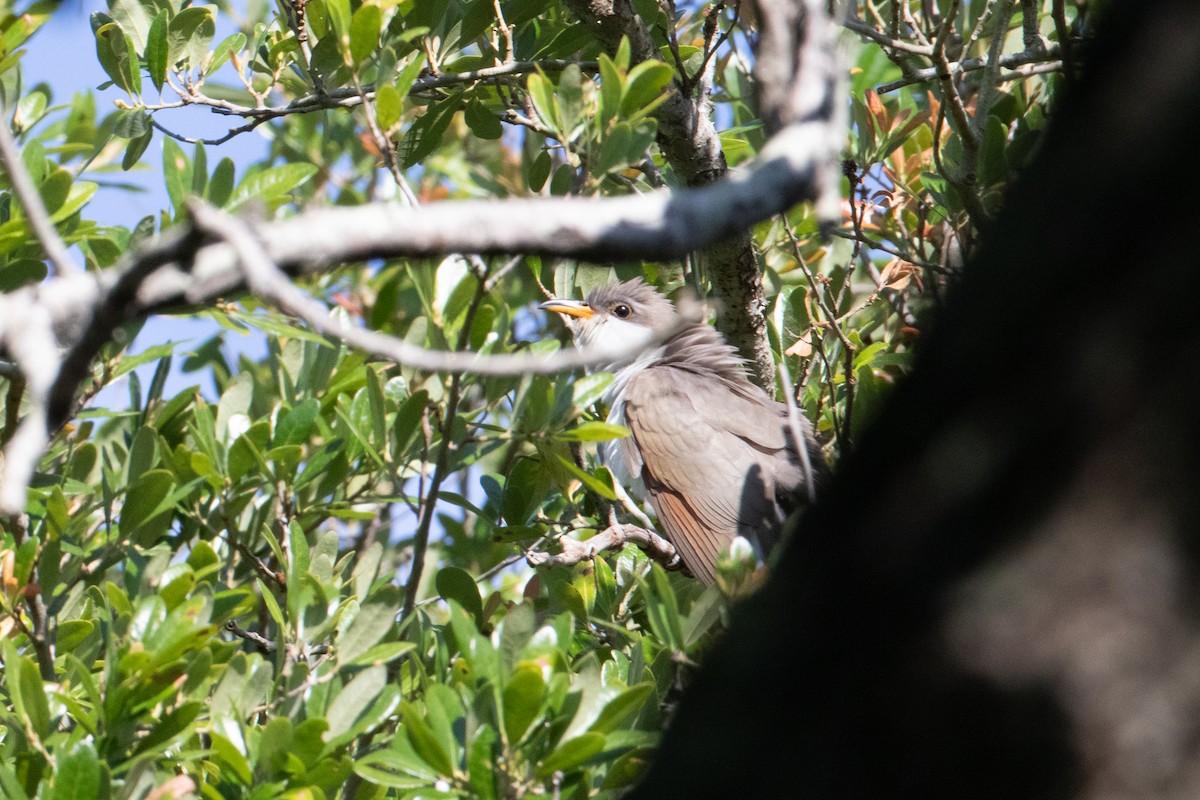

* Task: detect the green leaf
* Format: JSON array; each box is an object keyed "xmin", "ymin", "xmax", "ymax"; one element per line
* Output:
[
  {"xmin": 192, "ymin": 142, "xmax": 208, "ymax": 197},
  {"xmin": 399, "ymin": 97, "xmax": 461, "ymax": 168},
  {"xmin": 553, "ymin": 453, "xmax": 618, "ymax": 501},
  {"xmin": 326, "ymin": 0, "xmax": 352, "ymax": 41},
  {"xmin": 145, "ymin": 10, "xmax": 168, "ymax": 92},
  {"xmin": 589, "ymin": 683, "xmax": 653, "ymax": 734},
  {"xmin": 167, "ymin": 6, "xmax": 215, "ymax": 69},
  {"xmin": 344, "ymin": 640, "xmax": 416, "ymax": 667},
  {"xmin": 12, "ymin": 651, "xmax": 50, "ymax": 737},
  {"xmin": 642, "ymin": 564, "xmax": 684, "ymax": 651},
  {"xmin": 527, "ymin": 149, "xmax": 551, "ymax": 192},
  {"xmin": 57, "ymin": 619, "xmax": 95, "ymax": 651},
  {"xmin": 403, "ymin": 702, "xmax": 455, "ymax": 777},
  {"xmin": 113, "ymin": 107, "xmax": 149, "ymax": 138},
  {"xmin": 227, "ymin": 163, "xmax": 318, "ymax": 211},
  {"xmin": 257, "ymin": 716, "xmax": 294, "ymax": 775},
  {"xmin": 498, "ymin": 602, "xmax": 536, "ymax": 671},
  {"xmin": 464, "ymin": 99, "xmax": 503, "ymax": 140},
  {"xmin": 620, "ymin": 60, "xmax": 673, "ymax": 119},
  {"xmin": 107, "ymin": 0, "xmax": 153, "ymax": 49},
  {"xmin": 536, "ymin": 732, "xmax": 605, "ymax": 777},
  {"xmin": 39, "ymin": 167, "xmax": 71, "ymax": 214},
  {"xmin": 94, "ymin": 22, "xmax": 141, "ymax": 97},
  {"xmin": 134, "ymin": 702, "xmax": 202, "ymax": 755},
  {"xmin": 375, "ymin": 83, "xmax": 401, "ymax": 131},
  {"xmin": 162, "ymin": 137, "xmax": 189, "ymax": 214},
  {"xmin": 338, "ymin": 584, "xmax": 400, "ymax": 663},
  {"xmin": 554, "ymin": 421, "xmax": 629, "ymax": 442},
  {"xmin": 210, "ymin": 731, "xmax": 253, "ymax": 785},
  {"xmin": 208, "ymin": 156, "xmax": 236, "ymax": 207},
  {"xmin": 326, "ymin": 665, "xmax": 387, "ymax": 739},
  {"xmin": 205, "ymin": 31, "xmax": 246, "ymax": 77},
  {"xmin": 365, "ymin": 367, "xmax": 387, "ymax": 447},
  {"xmin": 349, "ymin": 3, "xmax": 382, "ymax": 65},
  {"xmin": 354, "ymin": 737, "xmax": 438, "ymax": 787},
  {"xmin": 50, "ymin": 742, "xmax": 100, "ymax": 800},
  {"xmin": 394, "ymin": 52, "xmax": 427, "ymax": 100},
  {"xmin": 127, "ymin": 424, "xmax": 161, "ymax": 478},
  {"xmin": 549, "ymin": 163, "xmax": 575, "ymax": 195},
  {"xmin": 123, "ymin": 129, "xmax": 153, "ymax": 171},
  {"xmin": 467, "ymin": 724, "xmax": 498, "ymax": 800},
  {"xmin": 275, "ymin": 398, "xmax": 320, "ymax": 446},
  {"xmin": 49, "ymin": 182, "xmax": 98, "ymax": 223},
  {"xmin": 571, "ymin": 372, "xmax": 613, "ymax": 408},
  {"xmin": 436, "ymin": 566, "xmax": 484, "ymax": 627},
  {"xmin": 597, "ymin": 121, "xmax": 633, "ymax": 174},
  {"xmin": 557, "ymin": 63, "xmax": 583, "ymax": 134},
  {"xmin": 121, "ymin": 469, "xmax": 176, "ymax": 546},
  {"xmin": 526, "ymin": 72, "xmax": 560, "ymax": 134},
  {"xmin": 503, "ymin": 662, "xmax": 545, "ymax": 743},
  {"xmin": 0, "ymin": 259, "xmax": 48, "ymax": 291},
  {"xmin": 600, "ymin": 746, "xmax": 654, "ymax": 790}
]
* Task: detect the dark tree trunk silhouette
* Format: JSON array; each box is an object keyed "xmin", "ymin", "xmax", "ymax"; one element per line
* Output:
[{"xmin": 628, "ymin": 2, "xmax": 1200, "ymax": 798}]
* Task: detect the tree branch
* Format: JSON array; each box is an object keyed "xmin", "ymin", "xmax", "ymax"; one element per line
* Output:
[
  {"xmin": 876, "ymin": 45, "xmax": 1062, "ymax": 93},
  {"xmin": 528, "ymin": 523, "xmax": 682, "ymax": 571},
  {"xmin": 0, "ymin": 3, "xmax": 841, "ymax": 516}
]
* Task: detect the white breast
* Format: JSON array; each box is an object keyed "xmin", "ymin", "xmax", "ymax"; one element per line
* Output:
[{"xmin": 598, "ymin": 348, "xmax": 662, "ymax": 498}]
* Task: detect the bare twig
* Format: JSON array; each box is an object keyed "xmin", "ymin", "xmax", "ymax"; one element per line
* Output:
[
  {"xmin": 971, "ymin": 0, "xmax": 1017, "ymax": 145},
  {"xmin": 843, "ymin": 17, "xmax": 934, "ymax": 55},
  {"xmin": 931, "ymin": 0, "xmax": 976, "ymax": 153},
  {"xmin": 527, "ymin": 522, "xmax": 682, "ymax": 571},
  {"xmin": 141, "ymin": 60, "xmax": 597, "ymax": 132},
  {"xmin": 225, "ymin": 620, "xmax": 279, "ymax": 652},
  {"xmin": 876, "ymin": 45, "xmax": 1062, "ymax": 93}
]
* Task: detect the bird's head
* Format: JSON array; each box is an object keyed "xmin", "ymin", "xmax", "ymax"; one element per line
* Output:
[{"xmin": 540, "ymin": 278, "xmax": 677, "ymax": 360}]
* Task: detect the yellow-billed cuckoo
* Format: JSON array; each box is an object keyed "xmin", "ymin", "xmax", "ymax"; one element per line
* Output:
[{"xmin": 541, "ymin": 278, "xmax": 823, "ymax": 584}]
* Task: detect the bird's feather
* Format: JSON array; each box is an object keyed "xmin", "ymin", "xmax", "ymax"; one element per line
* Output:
[{"xmin": 622, "ymin": 363, "xmax": 811, "ymax": 583}]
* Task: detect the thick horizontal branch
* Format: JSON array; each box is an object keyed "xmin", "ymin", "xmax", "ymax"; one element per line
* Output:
[
  {"xmin": 24, "ymin": 116, "xmax": 831, "ymax": 435},
  {"xmin": 113, "ymin": 116, "xmax": 829, "ymax": 310},
  {"xmin": 0, "ymin": 2, "xmax": 841, "ymax": 517}
]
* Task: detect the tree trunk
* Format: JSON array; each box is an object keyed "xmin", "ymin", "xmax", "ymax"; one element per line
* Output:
[{"xmin": 627, "ymin": 2, "xmax": 1200, "ymax": 797}]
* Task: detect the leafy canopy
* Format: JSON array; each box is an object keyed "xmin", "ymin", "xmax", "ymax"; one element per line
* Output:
[{"xmin": 0, "ymin": 0, "xmax": 1084, "ymax": 797}]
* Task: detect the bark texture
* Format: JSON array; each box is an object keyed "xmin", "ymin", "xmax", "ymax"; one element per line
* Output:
[{"xmin": 627, "ymin": 2, "xmax": 1200, "ymax": 798}]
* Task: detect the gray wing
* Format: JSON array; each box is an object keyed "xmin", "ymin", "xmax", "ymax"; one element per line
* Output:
[{"xmin": 622, "ymin": 366, "xmax": 806, "ymax": 584}]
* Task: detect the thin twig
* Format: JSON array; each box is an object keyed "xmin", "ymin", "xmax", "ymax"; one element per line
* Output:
[
  {"xmin": 876, "ymin": 44, "xmax": 1062, "ymax": 92},
  {"xmin": 843, "ymin": 17, "xmax": 934, "ymax": 55},
  {"xmin": 971, "ymin": 0, "xmax": 1016, "ymax": 145},
  {"xmin": 527, "ymin": 522, "xmax": 681, "ymax": 570},
  {"xmin": 401, "ymin": 273, "xmax": 491, "ymax": 618}
]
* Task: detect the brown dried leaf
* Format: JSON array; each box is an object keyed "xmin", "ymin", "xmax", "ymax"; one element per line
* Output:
[{"xmin": 785, "ymin": 333, "xmax": 814, "ymax": 358}]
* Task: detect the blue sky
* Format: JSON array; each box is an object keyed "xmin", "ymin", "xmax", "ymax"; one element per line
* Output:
[{"xmin": 24, "ymin": 0, "xmax": 271, "ymax": 406}]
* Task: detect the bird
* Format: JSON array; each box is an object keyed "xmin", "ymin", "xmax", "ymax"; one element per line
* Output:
[{"xmin": 540, "ymin": 278, "xmax": 823, "ymax": 585}]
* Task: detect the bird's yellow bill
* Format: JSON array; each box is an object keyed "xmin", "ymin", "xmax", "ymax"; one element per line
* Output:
[{"xmin": 539, "ymin": 299, "xmax": 595, "ymax": 319}]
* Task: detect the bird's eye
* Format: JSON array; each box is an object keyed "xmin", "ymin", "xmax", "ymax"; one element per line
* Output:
[{"xmin": 613, "ymin": 304, "xmax": 632, "ymax": 319}]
